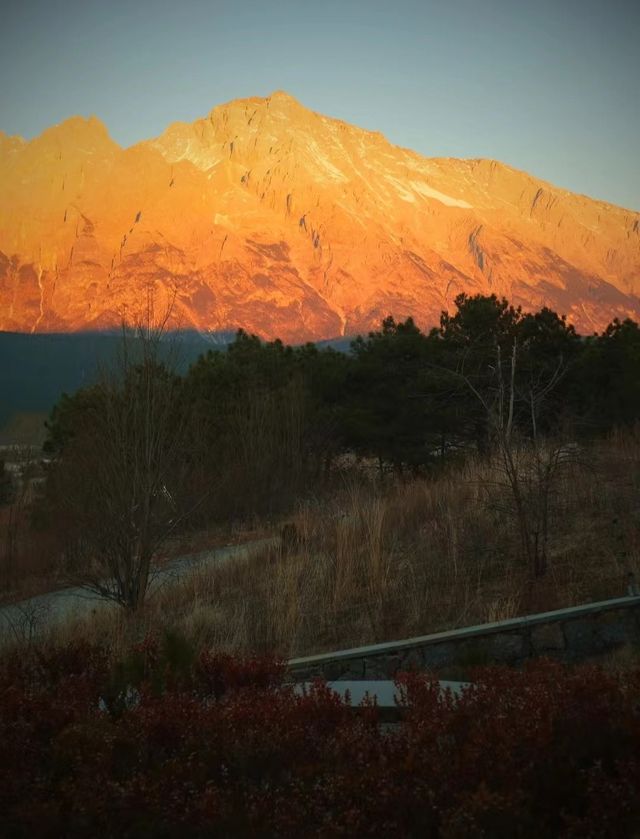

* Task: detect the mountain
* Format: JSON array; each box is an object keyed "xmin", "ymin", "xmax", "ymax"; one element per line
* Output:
[
  {"xmin": 1, "ymin": 91, "xmax": 639, "ymax": 341},
  {"xmin": 0, "ymin": 330, "xmax": 226, "ymax": 432}
]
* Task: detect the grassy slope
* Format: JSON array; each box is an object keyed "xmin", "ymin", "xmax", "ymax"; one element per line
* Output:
[{"xmin": 24, "ymin": 428, "xmax": 639, "ymax": 661}]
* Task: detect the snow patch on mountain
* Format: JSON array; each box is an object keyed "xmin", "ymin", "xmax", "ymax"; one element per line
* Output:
[
  {"xmin": 305, "ymin": 139, "xmax": 347, "ymax": 182},
  {"xmin": 410, "ymin": 182, "xmax": 472, "ymax": 208},
  {"xmin": 152, "ymin": 137, "xmax": 222, "ymax": 171},
  {"xmin": 384, "ymin": 175, "xmax": 417, "ymax": 203}
]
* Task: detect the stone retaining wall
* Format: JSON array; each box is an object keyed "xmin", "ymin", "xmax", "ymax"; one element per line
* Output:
[{"xmin": 288, "ymin": 596, "xmax": 640, "ymax": 681}]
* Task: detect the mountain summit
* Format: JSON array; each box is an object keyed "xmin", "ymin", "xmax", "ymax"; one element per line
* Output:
[{"xmin": 1, "ymin": 92, "xmax": 639, "ymax": 339}]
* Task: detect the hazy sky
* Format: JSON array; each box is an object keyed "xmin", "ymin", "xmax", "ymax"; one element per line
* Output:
[{"xmin": 1, "ymin": 0, "xmax": 638, "ymax": 209}]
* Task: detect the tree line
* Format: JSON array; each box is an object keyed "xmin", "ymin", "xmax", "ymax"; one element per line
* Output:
[
  {"xmin": 43, "ymin": 294, "xmax": 640, "ymax": 477},
  {"xmin": 30, "ymin": 293, "xmax": 640, "ymax": 609}
]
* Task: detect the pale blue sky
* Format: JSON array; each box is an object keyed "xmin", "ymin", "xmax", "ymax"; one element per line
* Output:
[{"xmin": 1, "ymin": 0, "xmax": 638, "ymax": 209}]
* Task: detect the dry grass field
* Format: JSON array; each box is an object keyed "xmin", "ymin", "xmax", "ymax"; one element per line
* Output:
[{"xmin": 28, "ymin": 426, "xmax": 640, "ymax": 660}]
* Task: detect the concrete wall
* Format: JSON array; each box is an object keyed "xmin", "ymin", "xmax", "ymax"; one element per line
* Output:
[{"xmin": 288, "ymin": 596, "xmax": 640, "ymax": 681}]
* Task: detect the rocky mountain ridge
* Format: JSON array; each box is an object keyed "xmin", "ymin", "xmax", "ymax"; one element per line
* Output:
[{"xmin": 1, "ymin": 90, "xmax": 639, "ymax": 340}]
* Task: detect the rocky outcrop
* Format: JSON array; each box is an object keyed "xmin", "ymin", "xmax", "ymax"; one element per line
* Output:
[{"xmin": 1, "ymin": 91, "xmax": 639, "ymax": 339}]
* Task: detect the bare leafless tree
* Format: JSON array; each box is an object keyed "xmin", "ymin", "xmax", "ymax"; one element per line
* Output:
[
  {"xmin": 50, "ymin": 299, "xmax": 202, "ymax": 611},
  {"xmin": 454, "ymin": 340, "xmax": 574, "ymax": 578},
  {"xmin": 0, "ymin": 446, "xmax": 40, "ymax": 589}
]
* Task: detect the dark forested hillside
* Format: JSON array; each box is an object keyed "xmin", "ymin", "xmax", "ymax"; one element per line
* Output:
[
  {"xmin": 0, "ymin": 330, "xmax": 233, "ymax": 435},
  {"xmin": 39, "ymin": 295, "xmax": 640, "ymax": 532}
]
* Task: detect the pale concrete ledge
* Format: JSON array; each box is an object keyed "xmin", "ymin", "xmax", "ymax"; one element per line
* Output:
[
  {"xmin": 292, "ymin": 680, "xmax": 469, "ymax": 721},
  {"xmin": 288, "ymin": 595, "xmax": 640, "ymax": 680},
  {"xmin": 297, "ymin": 679, "xmax": 469, "ymax": 704}
]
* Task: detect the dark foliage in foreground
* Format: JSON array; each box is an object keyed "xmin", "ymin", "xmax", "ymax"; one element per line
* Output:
[{"xmin": 1, "ymin": 639, "xmax": 639, "ymax": 837}]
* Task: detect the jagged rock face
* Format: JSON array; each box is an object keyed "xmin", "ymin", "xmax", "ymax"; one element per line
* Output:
[{"xmin": 1, "ymin": 91, "xmax": 639, "ymax": 340}]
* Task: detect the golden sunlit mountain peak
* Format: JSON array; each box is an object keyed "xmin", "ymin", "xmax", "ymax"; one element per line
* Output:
[
  {"xmin": 34, "ymin": 114, "xmax": 115, "ymax": 146},
  {"xmin": 1, "ymin": 93, "xmax": 639, "ymax": 341}
]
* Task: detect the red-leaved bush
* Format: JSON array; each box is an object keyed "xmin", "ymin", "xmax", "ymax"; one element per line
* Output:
[{"xmin": 1, "ymin": 638, "xmax": 639, "ymax": 838}]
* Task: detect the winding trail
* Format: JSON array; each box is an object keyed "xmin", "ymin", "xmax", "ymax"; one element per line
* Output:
[{"xmin": 0, "ymin": 538, "xmax": 275, "ymax": 644}]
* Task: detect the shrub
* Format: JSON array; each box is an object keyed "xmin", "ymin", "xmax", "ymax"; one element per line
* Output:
[{"xmin": 1, "ymin": 641, "xmax": 639, "ymax": 837}]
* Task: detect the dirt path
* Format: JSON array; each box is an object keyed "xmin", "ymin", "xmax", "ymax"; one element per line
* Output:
[{"xmin": 0, "ymin": 538, "xmax": 275, "ymax": 644}]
